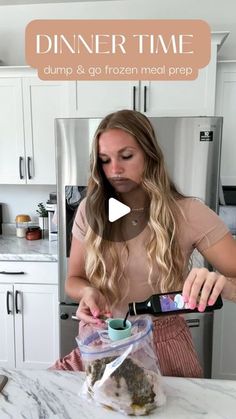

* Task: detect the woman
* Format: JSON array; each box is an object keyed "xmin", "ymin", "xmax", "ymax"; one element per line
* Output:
[{"xmin": 52, "ymin": 109, "xmax": 236, "ymax": 376}]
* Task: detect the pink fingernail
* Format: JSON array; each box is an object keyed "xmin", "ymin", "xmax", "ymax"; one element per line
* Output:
[
  {"xmin": 198, "ymin": 304, "xmax": 205, "ymax": 312},
  {"xmin": 208, "ymin": 299, "xmax": 214, "ymax": 306}
]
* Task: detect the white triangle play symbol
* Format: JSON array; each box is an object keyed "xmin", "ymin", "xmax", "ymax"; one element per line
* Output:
[{"xmin": 108, "ymin": 198, "xmax": 131, "ymax": 222}]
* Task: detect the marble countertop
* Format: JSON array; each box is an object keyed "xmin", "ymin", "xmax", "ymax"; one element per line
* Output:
[
  {"xmin": 0, "ymin": 235, "xmax": 57, "ymax": 261},
  {"xmin": 0, "ymin": 369, "xmax": 236, "ymax": 419}
]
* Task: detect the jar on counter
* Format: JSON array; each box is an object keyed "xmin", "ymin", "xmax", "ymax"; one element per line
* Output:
[
  {"xmin": 15, "ymin": 214, "xmax": 31, "ymax": 238},
  {"xmin": 26, "ymin": 226, "xmax": 42, "ymax": 240}
]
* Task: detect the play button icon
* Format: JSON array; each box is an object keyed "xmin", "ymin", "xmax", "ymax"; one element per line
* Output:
[
  {"xmin": 85, "ymin": 179, "xmax": 150, "ymax": 242},
  {"xmin": 108, "ymin": 198, "xmax": 131, "ymax": 222}
]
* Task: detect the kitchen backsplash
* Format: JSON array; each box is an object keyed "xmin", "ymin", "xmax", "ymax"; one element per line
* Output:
[{"xmin": 0, "ymin": 185, "xmax": 55, "ymax": 231}]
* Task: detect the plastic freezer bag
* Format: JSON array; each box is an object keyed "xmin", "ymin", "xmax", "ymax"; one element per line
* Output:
[{"xmin": 77, "ymin": 316, "xmax": 166, "ymax": 416}]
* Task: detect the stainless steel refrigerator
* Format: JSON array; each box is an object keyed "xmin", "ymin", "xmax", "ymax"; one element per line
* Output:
[{"xmin": 56, "ymin": 116, "xmax": 223, "ymax": 377}]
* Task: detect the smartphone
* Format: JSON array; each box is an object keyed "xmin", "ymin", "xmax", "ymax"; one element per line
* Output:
[
  {"xmin": 157, "ymin": 291, "xmax": 223, "ymax": 315},
  {"xmin": 0, "ymin": 375, "xmax": 8, "ymax": 393}
]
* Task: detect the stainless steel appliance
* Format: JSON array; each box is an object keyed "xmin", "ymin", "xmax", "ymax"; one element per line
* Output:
[{"xmin": 56, "ymin": 116, "xmax": 223, "ymax": 377}]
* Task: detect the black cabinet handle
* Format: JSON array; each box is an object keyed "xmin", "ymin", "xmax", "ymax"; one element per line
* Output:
[
  {"xmin": 144, "ymin": 85, "xmax": 147, "ymax": 113},
  {"xmin": 0, "ymin": 271, "xmax": 25, "ymax": 275},
  {"xmin": 27, "ymin": 156, "xmax": 32, "ymax": 179},
  {"xmin": 19, "ymin": 156, "xmax": 24, "ymax": 179},
  {"xmin": 6, "ymin": 291, "xmax": 13, "ymax": 315},
  {"xmin": 133, "ymin": 85, "xmax": 136, "ymax": 111},
  {"xmin": 15, "ymin": 290, "xmax": 21, "ymax": 314}
]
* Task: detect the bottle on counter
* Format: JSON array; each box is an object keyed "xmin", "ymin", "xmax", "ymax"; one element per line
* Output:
[{"xmin": 15, "ymin": 214, "xmax": 31, "ymax": 238}]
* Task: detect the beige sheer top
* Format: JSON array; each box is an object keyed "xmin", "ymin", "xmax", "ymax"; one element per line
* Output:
[{"xmin": 72, "ymin": 198, "xmax": 229, "ymax": 316}]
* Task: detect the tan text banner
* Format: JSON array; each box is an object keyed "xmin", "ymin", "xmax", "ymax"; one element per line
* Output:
[{"xmin": 26, "ymin": 20, "xmax": 211, "ymax": 81}]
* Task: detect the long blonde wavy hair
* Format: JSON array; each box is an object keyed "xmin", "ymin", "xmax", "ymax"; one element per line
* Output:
[{"xmin": 84, "ymin": 109, "xmax": 186, "ymax": 306}]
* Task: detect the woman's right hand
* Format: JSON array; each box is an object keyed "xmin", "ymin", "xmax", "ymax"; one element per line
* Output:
[{"xmin": 76, "ymin": 287, "xmax": 112, "ymax": 324}]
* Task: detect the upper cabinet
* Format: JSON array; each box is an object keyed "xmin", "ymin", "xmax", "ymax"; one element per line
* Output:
[
  {"xmin": 0, "ymin": 77, "xmax": 25, "ymax": 184},
  {"xmin": 22, "ymin": 77, "xmax": 69, "ymax": 184},
  {"xmin": 69, "ymin": 33, "xmax": 229, "ymax": 118},
  {"xmin": 0, "ymin": 68, "xmax": 69, "ymax": 185},
  {"xmin": 68, "ymin": 80, "xmax": 139, "ymax": 117},
  {"xmin": 215, "ymin": 61, "xmax": 236, "ymax": 186}
]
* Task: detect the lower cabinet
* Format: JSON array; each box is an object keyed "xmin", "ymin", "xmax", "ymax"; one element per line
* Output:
[{"xmin": 0, "ymin": 262, "xmax": 59, "ymax": 369}]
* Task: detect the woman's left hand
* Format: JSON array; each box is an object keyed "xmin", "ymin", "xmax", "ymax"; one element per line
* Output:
[{"xmin": 182, "ymin": 268, "xmax": 226, "ymax": 312}]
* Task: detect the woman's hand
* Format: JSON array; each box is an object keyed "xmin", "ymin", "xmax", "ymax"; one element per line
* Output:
[
  {"xmin": 76, "ymin": 287, "xmax": 112, "ymax": 324},
  {"xmin": 182, "ymin": 268, "xmax": 226, "ymax": 312}
]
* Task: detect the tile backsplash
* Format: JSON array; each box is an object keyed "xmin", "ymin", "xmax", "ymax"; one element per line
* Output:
[{"xmin": 2, "ymin": 223, "xmax": 17, "ymax": 235}]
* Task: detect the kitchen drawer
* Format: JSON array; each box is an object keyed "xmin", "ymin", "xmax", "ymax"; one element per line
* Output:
[{"xmin": 0, "ymin": 261, "xmax": 58, "ymax": 284}]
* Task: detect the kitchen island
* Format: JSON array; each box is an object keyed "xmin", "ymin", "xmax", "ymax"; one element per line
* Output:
[{"xmin": 0, "ymin": 369, "xmax": 235, "ymax": 419}]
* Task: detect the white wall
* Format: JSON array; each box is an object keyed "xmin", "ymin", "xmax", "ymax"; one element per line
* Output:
[
  {"xmin": 0, "ymin": 184, "xmax": 55, "ymax": 224},
  {"xmin": 0, "ymin": 0, "xmax": 235, "ymax": 65}
]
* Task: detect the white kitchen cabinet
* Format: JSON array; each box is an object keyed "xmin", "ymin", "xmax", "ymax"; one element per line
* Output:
[
  {"xmin": 69, "ymin": 33, "xmax": 228, "ymax": 118},
  {"xmin": 68, "ymin": 80, "xmax": 139, "ymax": 117},
  {"xmin": 0, "ymin": 77, "xmax": 25, "ymax": 184},
  {"xmin": 22, "ymin": 77, "xmax": 69, "ymax": 184},
  {"xmin": 70, "ymin": 76, "xmax": 216, "ymax": 118},
  {"xmin": 0, "ymin": 261, "xmax": 59, "ymax": 369},
  {"xmin": 215, "ymin": 61, "xmax": 236, "ymax": 186},
  {"xmin": 140, "ymin": 68, "xmax": 215, "ymax": 116},
  {"xmin": 0, "ymin": 283, "xmax": 15, "ymax": 368},
  {"xmin": 0, "ymin": 67, "xmax": 69, "ymax": 185}
]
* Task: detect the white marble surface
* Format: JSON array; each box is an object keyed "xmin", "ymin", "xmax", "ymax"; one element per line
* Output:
[
  {"xmin": 0, "ymin": 369, "xmax": 236, "ymax": 419},
  {"xmin": 0, "ymin": 235, "xmax": 57, "ymax": 261}
]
